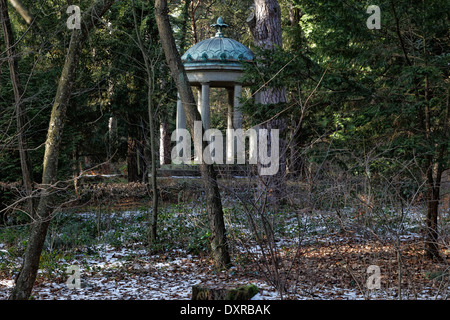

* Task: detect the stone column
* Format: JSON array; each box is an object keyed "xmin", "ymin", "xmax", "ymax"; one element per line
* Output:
[
  {"xmin": 226, "ymin": 88, "xmax": 234, "ymax": 163},
  {"xmin": 255, "ymin": 91, "xmax": 262, "ymax": 104},
  {"xmin": 176, "ymin": 93, "xmax": 186, "ymax": 131},
  {"xmin": 175, "ymin": 93, "xmax": 186, "ymax": 161},
  {"xmin": 197, "ymin": 86, "xmax": 202, "ymax": 115},
  {"xmin": 233, "ymin": 84, "xmax": 243, "ymax": 162},
  {"xmin": 201, "ymin": 82, "xmax": 210, "ymax": 130},
  {"xmin": 191, "ymin": 87, "xmax": 202, "ymax": 163},
  {"xmin": 233, "ymin": 84, "xmax": 243, "ymax": 130}
]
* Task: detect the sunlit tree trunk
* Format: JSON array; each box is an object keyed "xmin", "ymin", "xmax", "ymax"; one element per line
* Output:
[
  {"xmin": 248, "ymin": 0, "xmax": 287, "ymax": 206},
  {"xmin": 155, "ymin": 0, "xmax": 231, "ymax": 269},
  {"xmin": 6, "ymin": 0, "xmax": 32, "ymax": 24},
  {"xmin": 9, "ymin": 0, "xmax": 115, "ymax": 300}
]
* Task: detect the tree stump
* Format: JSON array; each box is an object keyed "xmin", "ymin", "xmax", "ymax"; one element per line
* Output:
[{"xmin": 191, "ymin": 284, "xmax": 259, "ymax": 300}]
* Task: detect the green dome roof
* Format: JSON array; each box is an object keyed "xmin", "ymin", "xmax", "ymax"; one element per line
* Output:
[{"xmin": 181, "ymin": 17, "xmax": 254, "ymax": 69}]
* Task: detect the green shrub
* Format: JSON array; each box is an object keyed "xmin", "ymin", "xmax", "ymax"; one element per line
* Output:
[
  {"xmin": 188, "ymin": 229, "xmax": 211, "ymax": 255},
  {"xmin": 38, "ymin": 250, "xmax": 71, "ymax": 280}
]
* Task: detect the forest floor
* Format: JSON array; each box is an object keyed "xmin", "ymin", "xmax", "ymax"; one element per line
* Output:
[
  {"xmin": 0, "ymin": 235, "xmax": 448, "ymax": 300},
  {"xmin": 0, "ymin": 179, "xmax": 449, "ymax": 300}
]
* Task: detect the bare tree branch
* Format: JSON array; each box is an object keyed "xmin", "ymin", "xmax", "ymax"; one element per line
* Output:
[{"xmin": 7, "ymin": 0, "xmax": 33, "ymax": 24}]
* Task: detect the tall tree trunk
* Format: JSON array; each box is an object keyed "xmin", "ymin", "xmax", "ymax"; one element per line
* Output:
[
  {"xmin": 424, "ymin": 150, "xmax": 446, "ymax": 261},
  {"xmin": 127, "ymin": 109, "xmax": 150, "ymax": 183},
  {"xmin": 126, "ymin": 117, "xmax": 146, "ymax": 183},
  {"xmin": 249, "ymin": 0, "xmax": 283, "ymax": 50},
  {"xmin": 392, "ymin": 2, "xmax": 448, "ymax": 261},
  {"xmin": 0, "ymin": 184, "xmax": 6, "ymax": 225},
  {"xmin": 127, "ymin": 134, "xmax": 140, "ymax": 182},
  {"xmin": 425, "ymin": 170, "xmax": 442, "ymax": 261},
  {"xmin": 0, "ymin": 0, "xmax": 34, "ymax": 216},
  {"xmin": 190, "ymin": 0, "xmax": 198, "ymax": 44},
  {"xmin": 248, "ymin": 0, "xmax": 286, "ymax": 104},
  {"xmin": 424, "ymin": 86, "xmax": 449, "ymax": 261},
  {"xmin": 147, "ymin": 85, "xmax": 158, "ymax": 243},
  {"xmin": 107, "ymin": 115, "xmax": 117, "ymax": 172},
  {"xmin": 137, "ymin": 138, "xmax": 147, "ymax": 182},
  {"xmin": 288, "ymin": 2, "xmax": 301, "ymax": 26},
  {"xmin": 248, "ymin": 0, "xmax": 287, "ymax": 206},
  {"xmin": 9, "ymin": 0, "xmax": 115, "ymax": 300},
  {"xmin": 179, "ymin": 0, "xmax": 191, "ymax": 54},
  {"xmin": 131, "ymin": 0, "xmax": 159, "ymax": 244},
  {"xmin": 159, "ymin": 120, "xmax": 171, "ymax": 165},
  {"xmin": 72, "ymin": 143, "xmax": 80, "ymax": 198},
  {"xmin": 155, "ymin": 0, "xmax": 231, "ymax": 269}
]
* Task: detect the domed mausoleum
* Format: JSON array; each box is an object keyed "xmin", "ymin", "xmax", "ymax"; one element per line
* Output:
[{"xmin": 175, "ymin": 17, "xmax": 254, "ymax": 162}]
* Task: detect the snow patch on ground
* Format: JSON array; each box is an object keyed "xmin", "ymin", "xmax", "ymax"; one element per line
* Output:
[{"xmin": 1, "ymin": 207, "xmax": 448, "ymax": 300}]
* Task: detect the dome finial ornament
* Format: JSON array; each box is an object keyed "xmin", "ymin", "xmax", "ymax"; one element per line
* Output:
[{"xmin": 211, "ymin": 16, "xmax": 229, "ymax": 38}]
